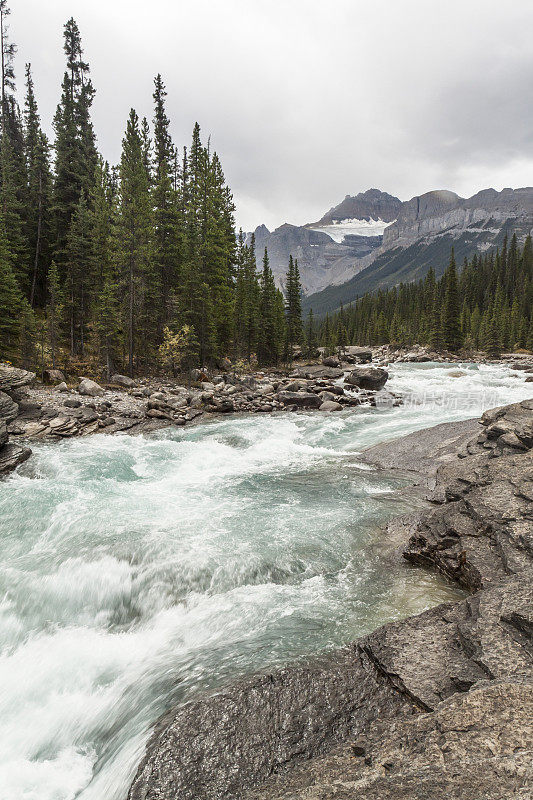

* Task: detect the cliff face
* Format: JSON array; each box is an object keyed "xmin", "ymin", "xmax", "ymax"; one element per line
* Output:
[
  {"xmin": 382, "ymin": 186, "xmax": 533, "ymax": 249},
  {"xmin": 128, "ymin": 399, "xmax": 533, "ymax": 800}
]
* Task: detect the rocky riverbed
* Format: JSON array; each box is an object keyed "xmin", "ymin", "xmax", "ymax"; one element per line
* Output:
[
  {"xmin": 128, "ymin": 397, "xmax": 533, "ymax": 800},
  {"xmin": 2, "ymin": 345, "xmax": 532, "ymax": 477},
  {"xmin": 0, "ymin": 349, "xmax": 397, "ymax": 476}
]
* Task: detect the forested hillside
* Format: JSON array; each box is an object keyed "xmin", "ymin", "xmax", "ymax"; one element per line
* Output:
[
  {"xmin": 0, "ymin": 8, "xmax": 301, "ymax": 375},
  {"xmin": 315, "ymin": 235, "xmax": 533, "ymax": 354}
]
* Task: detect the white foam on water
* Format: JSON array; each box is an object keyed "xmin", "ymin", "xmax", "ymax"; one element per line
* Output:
[{"xmin": 0, "ymin": 362, "xmax": 530, "ymax": 799}]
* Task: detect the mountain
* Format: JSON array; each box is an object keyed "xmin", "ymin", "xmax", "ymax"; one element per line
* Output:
[
  {"xmin": 249, "ymin": 186, "xmax": 533, "ymax": 312},
  {"xmin": 247, "ymin": 189, "xmax": 399, "ymax": 294},
  {"xmin": 301, "ymin": 186, "xmax": 533, "ymax": 315}
]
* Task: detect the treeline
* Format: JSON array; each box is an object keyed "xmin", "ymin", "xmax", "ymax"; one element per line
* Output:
[
  {"xmin": 0, "ymin": 9, "xmax": 307, "ymax": 375},
  {"xmin": 315, "ymin": 235, "xmax": 533, "ymax": 354}
]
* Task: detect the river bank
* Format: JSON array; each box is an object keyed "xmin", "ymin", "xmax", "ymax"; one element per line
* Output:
[
  {"xmin": 128, "ymin": 398, "xmax": 533, "ymax": 800},
  {"xmin": 1, "ymin": 345, "xmax": 532, "ymax": 476}
]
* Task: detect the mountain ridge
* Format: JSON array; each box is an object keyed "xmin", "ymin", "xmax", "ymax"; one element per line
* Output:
[{"xmin": 249, "ymin": 185, "xmax": 533, "ymax": 314}]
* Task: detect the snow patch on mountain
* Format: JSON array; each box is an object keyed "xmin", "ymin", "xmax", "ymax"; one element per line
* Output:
[{"xmin": 309, "ymin": 217, "xmax": 393, "ymax": 243}]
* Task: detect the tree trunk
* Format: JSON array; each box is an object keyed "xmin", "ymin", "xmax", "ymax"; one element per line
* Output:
[{"xmin": 30, "ymin": 172, "xmax": 43, "ymax": 307}]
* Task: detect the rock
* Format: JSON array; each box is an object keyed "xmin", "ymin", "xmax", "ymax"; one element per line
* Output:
[
  {"xmin": 0, "ymin": 390, "xmax": 18, "ymax": 422},
  {"xmin": 276, "ymin": 391, "xmax": 322, "ymax": 408},
  {"xmin": 526, "ymin": 375, "xmax": 533, "ymax": 382},
  {"xmin": 110, "ymin": 373, "xmax": 137, "ymax": 388},
  {"xmin": 0, "ymin": 442, "xmax": 31, "ymax": 474},
  {"xmin": 448, "ymin": 369, "xmax": 467, "ymax": 377},
  {"xmin": 0, "ymin": 364, "xmax": 35, "ymax": 391},
  {"xmin": 322, "ymin": 356, "xmax": 341, "ymax": 367},
  {"xmin": 55, "ymin": 382, "xmax": 68, "ymax": 392},
  {"xmin": 78, "ymin": 378, "xmax": 105, "ymax": 397},
  {"xmin": 345, "ymin": 366, "xmax": 389, "ymax": 390},
  {"xmin": 256, "ymin": 384, "xmax": 275, "ymax": 396},
  {"xmin": 147, "ymin": 408, "xmax": 173, "ymax": 420},
  {"xmin": 0, "ymin": 421, "xmax": 7, "ymax": 448},
  {"xmin": 190, "ymin": 369, "xmax": 208, "ymax": 382},
  {"xmin": 344, "ymin": 346, "xmax": 373, "ymax": 363},
  {"xmin": 63, "ymin": 398, "xmax": 81, "ymax": 408},
  {"xmin": 43, "ymin": 368, "xmax": 66, "ymax": 384},
  {"xmin": 212, "ymin": 399, "xmax": 234, "ymax": 413},
  {"xmin": 319, "ymin": 400, "xmax": 343, "ymax": 412},
  {"xmin": 295, "ymin": 365, "xmax": 344, "ymax": 380}
]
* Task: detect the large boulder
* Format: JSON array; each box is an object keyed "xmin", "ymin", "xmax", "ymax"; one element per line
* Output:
[
  {"xmin": 322, "ymin": 356, "xmax": 341, "ymax": 368},
  {"xmin": 43, "ymin": 368, "xmax": 66, "ymax": 384},
  {"xmin": 0, "ymin": 421, "xmax": 7, "ymax": 448},
  {"xmin": 319, "ymin": 400, "xmax": 343, "ymax": 412},
  {"xmin": 0, "ymin": 390, "xmax": 18, "ymax": 422},
  {"xmin": 277, "ymin": 391, "xmax": 322, "ymax": 408},
  {"xmin": 0, "ymin": 364, "xmax": 35, "ymax": 392},
  {"xmin": 0, "ymin": 442, "xmax": 31, "ymax": 474},
  {"xmin": 78, "ymin": 378, "xmax": 105, "ymax": 397},
  {"xmin": 344, "ymin": 346, "xmax": 372, "ymax": 363},
  {"xmin": 345, "ymin": 366, "xmax": 388, "ymax": 390},
  {"xmin": 110, "ymin": 373, "xmax": 137, "ymax": 388}
]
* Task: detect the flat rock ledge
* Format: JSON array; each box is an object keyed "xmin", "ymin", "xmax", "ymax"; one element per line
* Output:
[{"xmin": 128, "ymin": 398, "xmax": 533, "ymax": 800}]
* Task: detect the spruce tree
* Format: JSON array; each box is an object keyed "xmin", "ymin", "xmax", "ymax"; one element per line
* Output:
[
  {"xmin": 152, "ymin": 74, "xmax": 180, "ymax": 324},
  {"xmin": 441, "ymin": 249, "xmax": 462, "ymax": 351},
  {"xmin": 284, "ymin": 255, "xmax": 303, "ymax": 360},
  {"xmin": 53, "ymin": 18, "xmax": 97, "ymax": 259},
  {"xmin": 45, "ymin": 260, "xmax": 63, "ymax": 369},
  {"xmin": 24, "ymin": 64, "xmax": 52, "ymax": 307},
  {"xmin": 0, "ymin": 216, "xmax": 25, "ymax": 359},
  {"xmin": 257, "ymin": 247, "xmax": 278, "ymax": 365},
  {"xmin": 116, "ymin": 109, "xmax": 156, "ymax": 375}
]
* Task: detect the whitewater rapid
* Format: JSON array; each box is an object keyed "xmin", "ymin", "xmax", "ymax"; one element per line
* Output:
[{"xmin": 0, "ymin": 362, "xmax": 531, "ymax": 800}]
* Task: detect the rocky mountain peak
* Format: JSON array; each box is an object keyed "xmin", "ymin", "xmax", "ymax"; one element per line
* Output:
[{"xmin": 311, "ymin": 189, "xmax": 402, "ymax": 226}]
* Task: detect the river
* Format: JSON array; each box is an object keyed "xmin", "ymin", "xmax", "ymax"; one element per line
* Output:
[{"xmin": 0, "ymin": 361, "xmax": 531, "ymax": 800}]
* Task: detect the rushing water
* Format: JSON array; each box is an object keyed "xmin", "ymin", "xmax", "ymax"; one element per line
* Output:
[{"xmin": 0, "ymin": 362, "xmax": 531, "ymax": 800}]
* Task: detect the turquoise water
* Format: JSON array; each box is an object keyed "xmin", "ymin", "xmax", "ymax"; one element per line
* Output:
[{"xmin": 0, "ymin": 361, "xmax": 530, "ymax": 800}]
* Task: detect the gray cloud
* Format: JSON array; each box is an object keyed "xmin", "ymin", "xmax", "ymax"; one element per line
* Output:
[{"xmin": 12, "ymin": 0, "xmax": 533, "ymax": 230}]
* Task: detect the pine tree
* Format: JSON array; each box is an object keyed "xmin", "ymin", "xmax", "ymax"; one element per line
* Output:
[
  {"xmin": 53, "ymin": 18, "xmax": 97, "ymax": 259},
  {"xmin": 305, "ymin": 308, "xmax": 317, "ymax": 357},
  {"xmin": 257, "ymin": 247, "xmax": 278, "ymax": 365},
  {"xmin": 116, "ymin": 109, "xmax": 156, "ymax": 375},
  {"xmin": 24, "ymin": 64, "xmax": 52, "ymax": 307},
  {"xmin": 45, "ymin": 260, "xmax": 63, "ymax": 369},
  {"xmin": 284, "ymin": 255, "xmax": 303, "ymax": 360},
  {"xmin": 441, "ymin": 249, "xmax": 462, "ymax": 350},
  {"xmin": 64, "ymin": 192, "xmax": 94, "ymax": 356},
  {"xmin": 0, "ymin": 216, "xmax": 25, "ymax": 359},
  {"xmin": 152, "ymin": 74, "xmax": 180, "ymax": 325}
]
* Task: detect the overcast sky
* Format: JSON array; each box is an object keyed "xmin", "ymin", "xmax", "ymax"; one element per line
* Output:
[{"xmin": 12, "ymin": 0, "xmax": 533, "ymax": 231}]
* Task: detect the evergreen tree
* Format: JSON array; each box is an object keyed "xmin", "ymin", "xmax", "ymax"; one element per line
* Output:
[
  {"xmin": 45, "ymin": 260, "xmax": 63, "ymax": 368},
  {"xmin": 116, "ymin": 109, "xmax": 156, "ymax": 375},
  {"xmin": 24, "ymin": 64, "xmax": 52, "ymax": 307},
  {"xmin": 152, "ymin": 74, "xmax": 180, "ymax": 324},
  {"xmin": 64, "ymin": 192, "xmax": 94, "ymax": 356},
  {"xmin": 257, "ymin": 247, "xmax": 278, "ymax": 365},
  {"xmin": 305, "ymin": 308, "xmax": 317, "ymax": 357},
  {"xmin": 53, "ymin": 18, "xmax": 96, "ymax": 259},
  {"xmin": 441, "ymin": 249, "xmax": 462, "ymax": 350},
  {"xmin": 0, "ymin": 216, "xmax": 26, "ymax": 359},
  {"xmin": 284, "ymin": 255, "xmax": 303, "ymax": 359}
]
